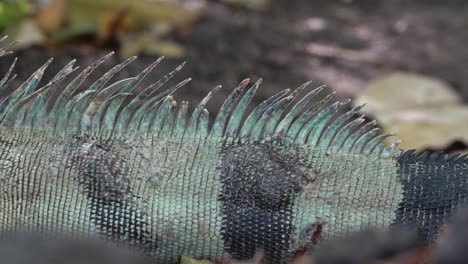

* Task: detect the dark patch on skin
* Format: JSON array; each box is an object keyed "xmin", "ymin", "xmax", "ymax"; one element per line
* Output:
[
  {"xmin": 218, "ymin": 142, "xmax": 315, "ymax": 263},
  {"xmin": 65, "ymin": 134, "xmax": 155, "ymax": 252},
  {"xmin": 394, "ymin": 152, "xmax": 468, "ymax": 241}
]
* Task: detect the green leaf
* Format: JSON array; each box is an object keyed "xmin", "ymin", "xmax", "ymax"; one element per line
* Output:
[{"xmin": 0, "ymin": 0, "xmax": 29, "ymax": 30}]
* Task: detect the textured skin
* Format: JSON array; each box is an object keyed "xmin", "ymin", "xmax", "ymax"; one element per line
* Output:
[
  {"xmin": 0, "ymin": 37, "xmax": 467, "ymax": 264},
  {"xmin": 395, "ymin": 151, "xmax": 468, "ymax": 241},
  {"xmin": 0, "ymin": 127, "xmax": 406, "ymax": 263}
]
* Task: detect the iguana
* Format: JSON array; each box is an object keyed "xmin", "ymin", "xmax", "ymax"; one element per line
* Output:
[{"xmin": 0, "ymin": 36, "xmax": 466, "ymax": 264}]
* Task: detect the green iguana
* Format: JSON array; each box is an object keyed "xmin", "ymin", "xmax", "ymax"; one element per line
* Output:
[{"xmin": 0, "ymin": 36, "xmax": 466, "ymax": 264}]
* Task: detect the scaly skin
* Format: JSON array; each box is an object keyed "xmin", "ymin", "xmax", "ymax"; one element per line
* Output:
[
  {"xmin": 0, "ymin": 37, "xmax": 466, "ymax": 263},
  {"xmin": 0, "ymin": 128, "xmax": 404, "ymax": 263}
]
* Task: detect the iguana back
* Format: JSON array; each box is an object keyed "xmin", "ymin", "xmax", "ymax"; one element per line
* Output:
[{"xmin": 0, "ymin": 37, "xmax": 466, "ymax": 263}]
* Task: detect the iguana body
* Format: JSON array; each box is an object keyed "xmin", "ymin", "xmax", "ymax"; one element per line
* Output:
[{"xmin": 0, "ymin": 37, "xmax": 466, "ymax": 263}]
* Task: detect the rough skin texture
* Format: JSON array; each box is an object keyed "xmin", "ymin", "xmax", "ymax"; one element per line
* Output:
[{"xmin": 0, "ymin": 37, "xmax": 466, "ymax": 263}]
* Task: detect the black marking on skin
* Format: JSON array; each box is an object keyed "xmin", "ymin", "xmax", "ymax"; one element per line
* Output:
[
  {"xmin": 219, "ymin": 142, "xmax": 314, "ymax": 263},
  {"xmin": 394, "ymin": 152, "xmax": 468, "ymax": 241},
  {"xmin": 65, "ymin": 134, "xmax": 155, "ymax": 252}
]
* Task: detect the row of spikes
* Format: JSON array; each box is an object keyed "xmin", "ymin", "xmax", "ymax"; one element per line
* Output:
[
  {"xmin": 399, "ymin": 149, "xmax": 468, "ymax": 165},
  {"xmin": 0, "ymin": 36, "xmax": 17, "ymax": 57},
  {"xmin": 0, "ymin": 38, "xmax": 401, "ymax": 158}
]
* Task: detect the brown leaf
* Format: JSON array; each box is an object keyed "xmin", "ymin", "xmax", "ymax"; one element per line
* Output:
[
  {"xmin": 354, "ymin": 72, "xmax": 468, "ymax": 150},
  {"xmin": 34, "ymin": 0, "xmax": 66, "ymax": 35}
]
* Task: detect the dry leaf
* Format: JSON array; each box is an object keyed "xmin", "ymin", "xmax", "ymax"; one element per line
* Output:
[
  {"xmin": 118, "ymin": 26, "xmax": 186, "ymax": 58},
  {"xmin": 355, "ymin": 72, "xmax": 460, "ymax": 114},
  {"xmin": 66, "ymin": 0, "xmax": 205, "ymax": 34},
  {"xmin": 354, "ymin": 72, "xmax": 468, "ymax": 150},
  {"xmin": 6, "ymin": 19, "xmax": 45, "ymax": 49},
  {"xmin": 34, "ymin": 0, "xmax": 65, "ymax": 35}
]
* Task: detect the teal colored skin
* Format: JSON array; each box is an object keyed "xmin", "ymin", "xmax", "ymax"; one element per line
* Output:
[
  {"xmin": 0, "ymin": 37, "xmax": 466, "ymax": 263},
  {"xmin": 0, "ymin": 127, "xmax": 402, "ymax": 263}
]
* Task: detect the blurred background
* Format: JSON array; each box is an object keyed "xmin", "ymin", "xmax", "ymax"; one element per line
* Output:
[{"xmin": 0, "ymin": 0, "xmax": 467, "ymax": 152}]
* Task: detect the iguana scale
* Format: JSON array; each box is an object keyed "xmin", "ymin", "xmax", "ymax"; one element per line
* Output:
[{"xmin": 0, "ymin": 37, "xmax": 466, "ymax": 263}]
